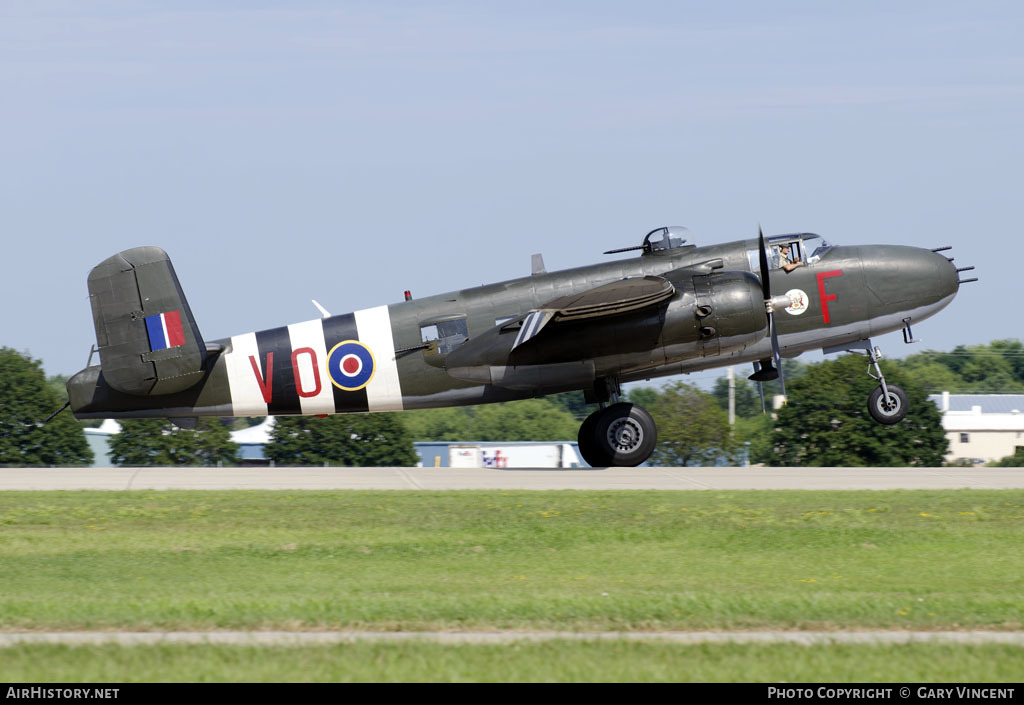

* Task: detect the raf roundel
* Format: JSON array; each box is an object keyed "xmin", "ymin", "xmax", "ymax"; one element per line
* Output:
[{"xmin": 326, "ymin": 340, "xmax": 376, "ymax": 391}]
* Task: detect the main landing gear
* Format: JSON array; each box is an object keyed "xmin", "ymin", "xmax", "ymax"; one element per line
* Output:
[
  {"xmin": 577, "ymin": 379, "xmax": 658, "ymax": 467},
  {"xmin": 578, "ymin": 403, "xmax": 658, "ymax": 467}
]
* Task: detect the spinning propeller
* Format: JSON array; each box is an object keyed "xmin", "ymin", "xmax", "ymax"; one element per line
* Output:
[{"xmin": 749, "ymin": 227, "xmax": 788, "ymax": 408}]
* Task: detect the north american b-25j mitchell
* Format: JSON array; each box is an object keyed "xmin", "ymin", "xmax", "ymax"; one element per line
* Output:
[{"xmin": 67, "ymin": 226, "xmax": 975, "ymax": 466}]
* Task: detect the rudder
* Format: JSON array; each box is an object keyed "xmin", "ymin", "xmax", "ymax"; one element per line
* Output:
[{"xmin": 88, "ymin": 246, "xmax": 207, "ymax": 396}]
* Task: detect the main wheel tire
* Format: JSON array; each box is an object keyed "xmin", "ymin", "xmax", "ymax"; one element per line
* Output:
[
  {"xmin": 577, "ymin": 411, "xmax": 609, "ymax": 467},
  {"xmin": 592, "ymin": 403, "xmax": 657, "ymax": 467},
  {"xmin": 867, "ymin": 385, "xmax": 908, "ymax": 424}
]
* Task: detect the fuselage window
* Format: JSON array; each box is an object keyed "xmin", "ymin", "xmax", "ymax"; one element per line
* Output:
[
  {"xmin": 777, "ymin": 242, "xmax": 803, "ymax": 271},
  {"xmin": 420, "ymin": 319, "xmax": 469, "ymax": 355},
  {"xmin": 746, "ymin": 242, "xmax": 805, "ymax": 272}
]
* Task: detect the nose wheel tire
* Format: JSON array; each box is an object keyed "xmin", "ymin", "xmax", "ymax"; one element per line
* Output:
[{"xmin": 867, "ymin": 385, "xmax": 908, "ymax": 424}]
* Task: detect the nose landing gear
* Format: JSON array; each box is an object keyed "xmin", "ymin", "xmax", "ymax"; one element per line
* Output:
[
  {"xmin": 868, "ymin": 384, "xmax": 908, "ymax": 424},
  {"xmin": 863, "ymin": 343, "xmax": 908, "ymax": 424},
  {"xmin": 827, "ymin": 339, "xmax": 909, "ymax": 425}
]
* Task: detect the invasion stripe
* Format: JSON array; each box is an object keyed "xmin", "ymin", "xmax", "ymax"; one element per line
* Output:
[
  {"xmin": 255, "ymin": 326, "xmax": 301, "ymax": 415},
  {"xmin": 354, "ymin": 305, "xmax": 404, "ymax": 412},
  {"xmin": 225, "ymin": 332, "xmax": 269, "ymax": 417},
  {"xmin": 287, "ymin": 318, "xmax": 335, "ymax": 415},
  {"xmin": 321, "ymin": 313, "xmax": 369, "ymax": 413},
  {"xmin": 513, "ymin": 310, "xmax": 551, "ymax": 350}
]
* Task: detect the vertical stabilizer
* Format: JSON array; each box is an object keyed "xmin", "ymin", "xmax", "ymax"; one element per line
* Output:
[{"xmin": 87, "ymin": 246, "xmax": 207, "ymax": 396}]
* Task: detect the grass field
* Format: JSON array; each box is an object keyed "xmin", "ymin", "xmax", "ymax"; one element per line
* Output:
[
  {"xmin": 3, "ymin": 642, "xmax": 1023, "ymax": 682},
  {"xmin": 1, "ymin": 489, "xmax": 1022, "ymax": 681}
]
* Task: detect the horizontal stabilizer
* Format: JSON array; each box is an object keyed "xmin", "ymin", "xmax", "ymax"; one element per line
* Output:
[{"xmin": 87, "ymin": 246, "xmax": 207, "ymax": 396}]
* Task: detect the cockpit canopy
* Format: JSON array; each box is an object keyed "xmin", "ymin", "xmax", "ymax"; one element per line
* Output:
[
  {"xmin": 642, "ymin": 226, "xmax": 693, "ymax": 254},
  {"xmin": 745, "ymin": 233, "xmax": 834, "ymax": 272}
]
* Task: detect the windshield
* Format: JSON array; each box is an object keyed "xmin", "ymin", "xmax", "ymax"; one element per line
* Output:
[
  {"xmin": 806, "ymin": 236, "xmax": 834, "ymax": 263},
  {"xmin": 746, "ymin": 233, "xmax": 833, "ymax": 271}
]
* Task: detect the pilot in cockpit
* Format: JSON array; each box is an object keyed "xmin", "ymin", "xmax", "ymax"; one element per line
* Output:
[{"xmin": 778, "ymin": 243, "xmax": 802, "ymax": 273}]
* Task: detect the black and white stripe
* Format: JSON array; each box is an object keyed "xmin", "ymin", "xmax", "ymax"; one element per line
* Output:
[
  {"xmin": 512, "ymin": 310, "xmax": 553, "ymax": 350},
  {"xmin": 225, "ymin": 307, "xmax": 403, "ymax": 417}
]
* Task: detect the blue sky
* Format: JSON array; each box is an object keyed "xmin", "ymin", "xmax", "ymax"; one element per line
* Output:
[{"xmin": 2, "ymin": 1, "xmax": 1021, "ymax": 383}]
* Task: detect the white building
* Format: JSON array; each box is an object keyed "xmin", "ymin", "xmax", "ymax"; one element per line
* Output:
[
  {"xmin": 81, "ymin": 416, "xmax": 585, "ymax": 467},
  {"xmin": 929, "ymin": 393, "xmax": 1024, "ymax": 465},
  {"xmin": 82, "ymin": 418, "xmax": 273, "ymax": 466},
  {"xmin": 82, "ymin": 418, "xmax": 122, "ymax": 466}
]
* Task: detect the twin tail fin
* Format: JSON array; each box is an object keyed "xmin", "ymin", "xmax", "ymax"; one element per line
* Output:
[{"xmin": 87, "ymin": 246, "xmax": 207, "ymax": 396}]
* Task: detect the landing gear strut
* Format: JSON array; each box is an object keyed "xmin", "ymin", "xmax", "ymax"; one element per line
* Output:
[
  {"xmin": 863, "ymin": 344, "xmax": 908, "ymax": 424},
  {"xmin": 828, "ymin": 339, "xmax": 908, "ymax": 425},
  {"xmin": 578, "ymin": 403, "xmax": 658, "ymax": 467}
]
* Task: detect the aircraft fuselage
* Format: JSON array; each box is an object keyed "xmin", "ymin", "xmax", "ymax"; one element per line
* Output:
[{"xmin": 68, "ymin": 237, "xmax": 960, "ymax": 420}]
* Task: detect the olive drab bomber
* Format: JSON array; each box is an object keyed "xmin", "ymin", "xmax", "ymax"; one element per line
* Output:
[{"xmin": 67, "ymin": 225, "xmax": 974, "ymax": 466}]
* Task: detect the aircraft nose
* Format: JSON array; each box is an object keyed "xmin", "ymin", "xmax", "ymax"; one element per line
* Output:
[
  {"xmin": 862, "ymin": 245, "xmax": 960, "ymax": 307},
  {"xmin": 919, "ymin": 248, "xmax": 960, "ymax": 301}
]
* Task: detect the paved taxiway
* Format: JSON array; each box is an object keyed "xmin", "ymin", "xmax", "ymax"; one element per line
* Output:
[{"xmin": 1, "ymin": 467, "xmax": 1022, "ymax": 490}]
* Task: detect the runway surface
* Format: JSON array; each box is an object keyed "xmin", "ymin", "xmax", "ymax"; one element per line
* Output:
[
  {"xmin": 3, "ymin": 630, "xmax": 1024, "ymax": 646},
  {"xmin": 1, "ymin": 466, "xmax": 1023, "ymax": 491}
]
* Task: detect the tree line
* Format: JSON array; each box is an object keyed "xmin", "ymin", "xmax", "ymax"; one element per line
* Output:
[
  {"xmin": 699, "ymin": 339, "xmax": 1024, "ymax": 466},
  {"xmin": 2, "ymin": 341, "xmax": 1022, "ymax": 467}
]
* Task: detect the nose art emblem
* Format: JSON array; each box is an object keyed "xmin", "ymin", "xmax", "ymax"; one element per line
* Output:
[{"xmin": 784, "ymin": 289, "xmax": 809, "ymax": 316}]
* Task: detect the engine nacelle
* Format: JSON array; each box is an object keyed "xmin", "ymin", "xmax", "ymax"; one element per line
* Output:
[
  {"xmin": 444, "ymin": 269, "xmax": 768, "ymax": 387},
  {"xmin": 661, "ymin": 270, "xmax": 768, "ymax": 361}
]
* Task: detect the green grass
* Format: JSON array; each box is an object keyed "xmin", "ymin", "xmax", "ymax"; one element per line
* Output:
[
  {"xmin": 2, "ymin": 642, "xmax": 1023, "ymax": 682},
  {"xmin": 1, "ymin": 490, "xmax": 1023, "ymax": 631}
]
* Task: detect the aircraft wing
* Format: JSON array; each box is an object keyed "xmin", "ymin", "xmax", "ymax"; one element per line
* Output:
[
  {"xmin": 512, "ymin": 275, "xmax": 675, "ymax": 349},
  {"xmin": 444, "ymin": 275, "xmax": 679, "ymax": 388}
]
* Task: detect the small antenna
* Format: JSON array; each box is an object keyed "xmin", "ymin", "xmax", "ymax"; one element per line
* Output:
[
  {"xmin": 311, "ymin": 300, "xmax": 331, "ymax": 318},
  {"xmin": 44, "ymin": 402, "xmax": 70, "ymax": 424}
]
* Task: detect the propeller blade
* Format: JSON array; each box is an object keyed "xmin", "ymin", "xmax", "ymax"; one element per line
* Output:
[
  {"xmin": 757, "ymin": 226, "xmax": 771, "ymax": 300},
  {"xmin": 752, "ymin": 362, "xmax": 767, "ymax": 414},
  {"xmin": 753, "ymin": 225, "xmax": 783, "ymax": 390},
  {"xmin": 754, "ymin": 224, "xmax": 789, "ymax": 402},
  {"xmin": 769, "ymin": 316, "xmax": 786, "ymax": 398}
]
